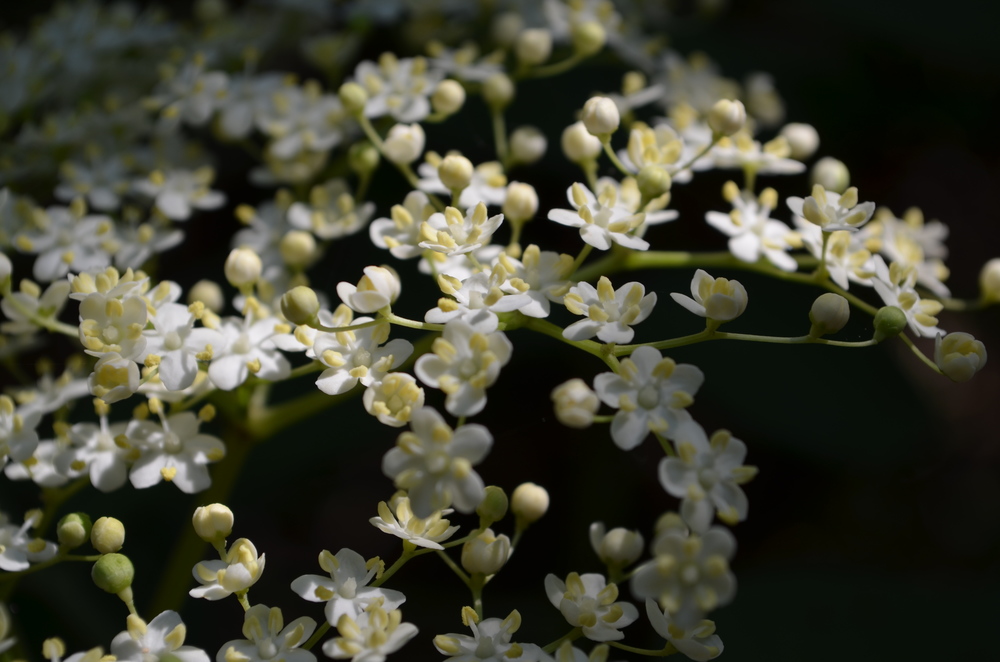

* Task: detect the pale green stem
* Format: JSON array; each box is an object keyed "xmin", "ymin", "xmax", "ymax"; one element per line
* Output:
[
  {"xmin": 309, "ymin": 317, "xmax": 388, "ymax": 334},
  {"xmin": 527, "ymin": 53, "xmax": 585, "ymax": 78},
  {"xmin": 542, "ymin": 628, "xmax": 584, "ymax": 654},
  {"xmin": 303, "ymin": 622, "xmax": 331, "ymax": 651},
  {"xmin": 435, "ymin": 549, "xmax": 471, "ymax": 587},
  {"xmin": 382, "ymin": 311, "xmax": 444, "ymax": 332},
  {"xmin": 569, "ymin": 244, "xmax": 594, "ymax": 277},
  {"xmin": 608, "ymin": 640, "xmax": 678, "ymax": 656},
  {"xmin": 0, "ymin": 288, "xmax": 79, "ymax": 337},
  {"xmin": 897, "ymin": 333, "xmax": 943, "ymax": 374},
  {"xmin": 673, "ymin": 136, "xmax": 720, "ymax": 175},
  {"xmin": 522, "ymin": 317, "xmax": 613, "ymax": 367},
  {"xmin": 491, "ymin": 108, "xmax": 508, "ymax": 164},
  {"xmin": 602, "ymin": 139, "xmax": 632, "ymax": 177}
]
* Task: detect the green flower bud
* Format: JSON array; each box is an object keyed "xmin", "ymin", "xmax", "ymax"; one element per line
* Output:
[
  {"xmin": 476, "ymin": 485, "xmax": 509, "ymax": 524},
  {"xmin": 348, "ymin": 141, "xmax": 380, "ymax": 175},
  {"xmin": 338, "ymin": 82, "xmax": 368, "ymax": 116},
  {"xmin": 636, "ymin": 165, "xmax": 672, "ymax": 200},
  {"xmin": 280, "ymin": 286, "xmax": 321, "ymax": 325},
  {"xmin": 872, "ymin": 306, "xmax": 907, "ymax": 343},
  {"xmin": 571, "ymin": 21, "xmax": 606, "ymax": 56},
  {"xmin": 809, "ymin": 293, "xmax": 850, "ymax": 337},
  {"xmin": 482, "ymin": 73, "xmax": 515, "ymax": 110},
  {"xmin": 461, "ymin": 528, "xmax": 510, "ymax": 575},
  {"xmin": 92, "ymin": 553, "xmax": 134, "ymax": 594},
  {"xmin": 91, "ymin": 516, "xmax": 125, "ymax": 554},
  {"xmin": 57, "ymin": 512, "xmax": 92, "ymax": 549},
  {"xmin": 279, "ymin": 231, "xmax": 317, "ymax": 269}
]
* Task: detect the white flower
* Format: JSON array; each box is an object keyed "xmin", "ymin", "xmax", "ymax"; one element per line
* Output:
[
  {"xmin": 291, "ymin": 548, "xmax": 406, "ymax": 625},
  {"xmin": 417, "ymin": 160, "xmax": 508, "ymax": 209},
  {"xmin": 78, "ymin": 292, "xmax": 148, "ymax": 359},
  {"xmin": 128, "ymin": 411, "xmax": 226, "ymax": 493},
  {"xmin": 133, "ymin": 168, "xmax": 226, "ymax": 221},
  {"xmin": 548, "ymin": 183, "xmax": 648, "ymax": 251},
  {"xmin": 645, "ymin": 599, "xmax": 723, "ymax": 662},
  {"xmin": 551, "ymin": 379, "xmax": 599, "ymax": 429},
  {"xmin": 111, "ymin": 611, "xmax": 210, "ymax": 662},
  {"xmin": 145, "ymin": 59, "xmax": 229, "ymax": 128},
  {"xmin": 414, "ymin": 320, "xmax": 512, "ymax": 417},
  {"xmin": 620, "ymin": 123, "xmax": 683, "ymax": 173},
  {"xmin": 216, "ymin": 604, "xmax": 316, "ymax": 662},
  {"xmin": 369, "ymin": 191, "xmax": 435, "ymax": 259},
  {"xmin": 190, "ymin": 538, "xmax": 265, "ymax": 600},
  {"xmin": 370, "ymin": 492, "xmax": 460, "ymax": 550},
  {"xmin": 495, "ymin": 245, "xmax": 574, "ymax": 318},
  {"xmin": 113, "ymin": 220, "xmax": 185, "ymax": 271},
  {"xmin": 209, "ymin": 315, "xmax": 293, "ymax": 390},
  {"xmin": 934, "ymin": 332, "xmax": 987, "ymax": 382},
  {"xmin": 363, "ymin": 372, "xmax": 425, "ymax": 427},
  {"xmin": 381, "ymin": 406, "xmax": 492, "ymax": 518},
  {"xmin": 382, "ymin": 123, "xmax": 425, "ymax": 165},
  {"xmin": 4, "ymin": 440, "xmax": 69, "ymax": 488},
  {"xmin": 352, "ymin": 53, "xmax": 443, "ymax": 123},
  {"xmin": 704, "ymin": 184, "xmax": 797, "ymax": 272},
  {"xmin": 711, "ymin": 132, "xmax": 805, "ymax": 177},
  {"xmin": 323, "ymin": 606, "xmax": 418, "ymax": 662},
  {"xmin": 593, "ymin": 347, "xmax": 704, "ymax": 450},
  {"xmin": 629, "ymin": 519, "xmax": 737, "ymax": 628},
  {"xmin": 256, "ymin": 80, "xmax": 346, "ymax": 159},
  {"xmin": 88, "ymin": 352, "xmax": 141, "ymax": 404},
  {"xmin": 563, "ymin": 276, "xmax": 656, "ymax": 344},
  {"xmin": 419, "ymin": 203, "xmax": 504, "ymax": 257},
  {"xmin": 1, "ymin": 394, "xmax": 40, "ymax": 467},
  {"xmin": 55, "ymin": 415, "xmax": 133, "ymax": 492},
  {"xmin": 793, "ymin": 219, "xmax": 875, "ymax": 290},
  {"xmin": 336, "ymin": 266, "xmax": 402, "ymax": 314},
  {"xmin": 871, "ymin": 255, "xmax": 943, "ymax": 338},
  {"xmin": 589, "ymin": 522, "xmax": 644, "ymax": 568},
  {"xmin": 870, "ymin": 206, "xmax": 951, "ymax": 297},
  {"xmin": 425, "ymin": 266, "xmax": 531, "ymax": 331},
  {"xmin": 670, "ymin": 270, "xmax": 747, "ymax": 322},
  {"xmin": 311, "ymin": 305, "xmax": 413, "ymax": 395},
  {"xmin": 15, "ymin": 205, "xmax": 115, "ymax": 282},
  {"xmin": 143, "ymin": 303, "xmax": 222, "ymax": 391},
  {"xmin": 544, "ymin": 573, "xmax": 638, "ymax": 641},
  {"xmin": 659, "ymin": 420, "xmax": 757, "ymax": 532},
  {"xmin": 55, "ymin": 154, "xmax": 130, "ymax": 212},
  {"xmin": 433, "ymin": 611, "xmax": 548, "ymax": 662},
  {"xmin": 0, "ymin": 511, "xmax": 58, "ymax": 571},
  {"xmin": 287, "ymin": 178, "xmax": 375, "ymax": 241},
  {"xmin": 786, "ymin": 184, "xmax": 874, "ymax": 233}
]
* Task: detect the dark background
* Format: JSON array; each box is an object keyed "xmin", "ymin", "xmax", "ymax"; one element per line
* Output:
[{"xmin": 3, "ymin": 1, "xmax": 1000, "ymax": 660}]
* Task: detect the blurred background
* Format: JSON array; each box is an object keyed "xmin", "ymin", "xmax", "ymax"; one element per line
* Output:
[{"xmin": 3, "ymin": 1, "xmax": 999, "ymax": 660}]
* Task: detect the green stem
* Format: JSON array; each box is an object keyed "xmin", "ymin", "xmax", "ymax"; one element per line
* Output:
[
  {"xmin": 897, "ymin": 333, "xmax": 943, "ymax": 374},
  {"xmin": 435, "ymin": 549, "xmax": 471, "ymax": 587},
  {"xmin": 602, "ymin": 139, "xmax": 632, "ymax": 176},
  {"xmin": 0, "ymin": 288, "xmax": 79, "ymax": 337},
  {"xmin": 521, "ymin": 317, "xmax": 613, "ymax": 367},
  {"xmin": 491, "ymin": 108, "xmax": 508, "ymax": 165},
  {"xmin": 569, "ymin": 244, "xmax": 594, "ymax": 278},
  {"xmin": 608, "ymin": 640, "xmax": 678, "ymax": 656},
  {"xmin": 382, "ymin": 311, "xmax": 444, "ymax": 332},
  {"xmin": 309, "ymin": 317, "xmax": 388, "ymax": 334},
  {"xmin": 541, "ymin": 628, "xmax": 584, "ymax": 654},
  {"xmin": 527, "ymin": 53, "xmax": 584, "ymax": 78},
  {"xmin": 303, "ymin": 622, "xmax": 331, "ymax": 651}
]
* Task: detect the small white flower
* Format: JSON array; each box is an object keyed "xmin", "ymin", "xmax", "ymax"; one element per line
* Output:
[
  {"xmin": 593, "ymin": 347, "xmax": 703, "ymax": 450},
  {"xmin": 426, "ymin": 266, "xmax": 531, "ymax": 331},
  {"xmin": 381, "ymin": 406, "xmax": 492, "ymax": 518},
  {"xmin": 55, "ymin": 415, "xmax": 133, "ymax": 492},
  {"xmin": 1, "ymin": 393, "xmax": 41, "ymax": 466},
  {"xmin": 1, "ymin": 279, "xmax": 71, "ymax": 336},
  {"xmin": 544, "ymin": 572, "xmax": 638, "ymax": 641},
  {"xmin": 216, "ymin": 604, "xmax": 316, "ymax": 662},
  {"xmin": 793, "ymin": 219, "xmax": 875, "ymax": 290},
  {"xmin": 209, "ymin": 315, "xmax": 293, "ymax": 390},
  {"xmin": 88, "ymin": 352, "xmax": 141, "ymax": 404},
  {"xmin": 128, "ymin": 411, "xmax": 226, "ymax": 493},
  {"xmin": 143, "ymin": 303, "xmax": 222, "ymax": 391},
  {"xmin": 433, "ymin": 610, "xmax": 547, "ymax": 662},
  {"xmin": 382, "ymin": 123, "xmax": 425, "ymax": 165},
  {"xmin": 563, "ymin": 276, "xmax": 656, "ymax": 344},
  {"xmin": 704, "ymin": 184, "xmax": 797, "ymax": 272},
  {"xmin": 370, "ymin": 492, "xmax": 460, "ymax": 550},
  {"xmin": 311, "ymin": 305, "xmax": 413, "ymax": 395},
  {"xmin": 111, "ymin": 611, "xmax": 209, "ymax": 662},
  {"xmin": 670, "ymin": 270, "xmax": 747, "ymax": 322},
  {"xmin": 256, "ymin": 80, "xmax": 346, "ymax": 159},
  {"xmin": 145, "ymin": 59, "xmax": 229, "ymax": 128},
  {"xmin": 659, "ymin": 420, "xmax": 757, "ymax": 532},
  {"xmin": 78, "ymin": 292, "xmax": 148, "ymax": 359},
  {"xmin": 190, "ymin": 538, "xmax": 265, "ymax": 601},
  {"xmin": 291, "ymin": 548, "xmax": 405, "ymax": 625},
  {"xmin": 871, "ymin": 255, "xmax": 943, "ymax": 338},
  {"xmin": 645, "ymin": 599, "xmax": 723, "ymax": 662},
  {"xmin": 15, "ymin": 206, "xmax": 115, "ymax": 282},
  {"xmin": 589, "ymin": 522, "xmax": 644, "ymax": 568},
  {"xmin": 336, "ymin": 266, "xmax": 402, "ymax": 314},
  {"xmin": 419, "ymin": 203, "xmax": 504, "ymax": 257},
  {"xmin": 786, "ymin": 184, "xmax": 874, "ymax": 233},
  {"xmin": 5, "ymin": 440, "xmax": 70, "ymax": 488},
  {"xmin": 551, "ymin": 379, "xmax": 599, "ymax": 429},
  {"xmin": 417, "ymin": 160, "xmax": 507, "ymax": 209},
  {"xmin": 934, "ymin": 332, "xmax": 987, "ymax": 382},
  {"xmin": 323, "ymin": 606, "xmax": 418, "ymax": 662},
  {"xmin": 495, "ymin": 245, "xmax": 574, "ymax": 318},
  {"xmin": 414, "ymin": 320, "xmax": 512, "ymax": 417},
  {"xmin": 363, "ymin": 372, "xmax": 425, "ymax": 427},
  {"xmin": 0, "ymin": 511, "xmax": 58, "ymax": 571},
  {"xmin": 352, "ymin": 53, "xmax": 443, "ymax": 123},
  {"xmin": 711, "ymin": 132, "xmax": 805, "ymax": 177},
  {"xmin": 369, "ymin": 191, "xmax": 435, "ymax": 259},
  {"xmin": 548, "ymin": 182, "xmax": 648, "ymax": 251},
  {"xmin": 287, "ymin": 178, "xmax": 375, "ymax": 241},
  {"xmin": 133, "ymin": 168, "xmax": 226, "ymax": 221}
]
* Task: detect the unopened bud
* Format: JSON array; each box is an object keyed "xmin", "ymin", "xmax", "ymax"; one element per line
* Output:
[
  {"xmin": 438, "ymin": 155, "xmax": 474, "ymax": 192},
  {"xmin": 461, "ymin": 528, "xmax": 510, "ymax": 575},
  {"xmin": 383, "ymin": 124, "xmax": 425, "ymax": 165},
  {"xmin": 872, "ymin": 306, "xmax": 907, "ymax": 343},
  {"xmin": 571, "ymin": 21, "xmax": 606, "ymax": 56},
  {"xmin": 280, "ymin": 230, "xmax": 317, "ymax": 268},
  {"xmin": 91, "ymin": 516, "xmax": 125, "ymax": 553},
  {"xmin": 552, "ymin": 378, "xmax": 599, "ymax": 428},
  {"xmin": 810, "ymin": 157, "xmax": 850, "ymax": 193},
  {"xmin": 348, "ymin": 141, "xmax": 380, "ymax": 175},
  {"xmin": 476, "ymin": 485, "xmax": 509, "ymax": 524},
  {"xmin": 935, "ymin": 332, "xmax": 987, "ymax": 382},
  {"xmin": 707, "ymin": 99, "xmax": 746, "ymax": 137},
  {"xmin": 511, "ymin": 482, "xmax": 549, "ymax": 526},
  {"xmin": 57, "ymin": 512, "xmax": 92, "ymax": 549},
  {"xmin": 188, "ymin": 279, "xmax": 224, "ymax": 313},
  {"xmin": 636, "ymin": 165, "xmax": 672, "ymax": 200},
  {"xmin": 502, "ymin": 182, "xmax": 538, "ymax": 224},
  {"xmin": 224, "ymin": 248, "xmax": 262, "ymax": 288},
  {"xmin": 92, "ymin": 553, "xmax": 134, "ymax": 594},
  {"xmin": 808, "ymin": 293, "xmax": 850, "ymax": 337},
  {"xmin": 582, "ymin": 96, "xmax": 620, "ymax": 138},
  {"xmin": 0, "ymin": 251, "xmax": 11, "ymax": 284},
  {"xmin": 516, "ymin": 29, "xmax": 552, "ymax": 66},
  {"xmin": 192, "ymin": 503, "xmax": 235, "ymax": 542},
  {"xmin": 561, "ymin": 121, "xmax": 602, "ymax": 163},
  {"xmin": 780, "ymin": 123, "xmax": 820, "ymax": 160},
  {"xmin": 979, "ymin": 258, "xmax": 1000, "ymax": 303},
  {"xmin": 482, "ymin": 73, "xmax": 515, "ymax": 110},
  {"xmin": 590, "ymin": 523, "xmax": 644, "ymax": 567},
  {"xmin": 432, "ymin": 80, "xmax": 466, "ymax": 115},
  {"xmin": 280, "ymin": 286, "xmax": 321, "ymax": 325},
  {"xmin": 338, "ymin": 82, "xmax": 368, "ymax": 116},
  {"xmin": 509, "ymin": 126, "xmax": 547, "ymax": 165}
]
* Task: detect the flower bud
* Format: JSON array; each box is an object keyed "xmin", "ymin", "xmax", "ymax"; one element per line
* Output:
[
  {"xmin": 461, "ymin": 528, "xmax": 510, "ymax": 575},
  {"xmin": 91, "ymin": 516, "xmax": 125, "ymax": 553},
  {"xmin": 582, "ymin": 96, "xmax": 620, "ymax": 137},
  {"xmin": 551, "ymin": 378, "xmax": 599, "ymax": 428},
  {"xmin": 511, "ymin": 482, "xmax": 549, "ymax": 526},
  {"xmin": 636, "ymin": 165, "xmax": 672, "ymax": 200},
  {"xmin": 338, "ymin": 82, "xmax": 368, "ymax": 116},
  {"xmin": 57, "ymin": 512, "xmax": 92, "ymax": 549},
  {"xmin": 589, "ymin": 523, "xmax": 644, "ymax": 567},
  {"xmin": 810, "ymin": 157, "xmax": 850, "ymax": 193},
  {"xmin": 383, "ymin": 123, "xmax": 426, "ymax": 165},
  {"xmin": 337, "ymin": 265, "xmax": 401, "ymax": 313},
  {"xmin": 516, "ymin": 29, "xmax": 552, "ymax": 66},
  {"xmin": 561, "ymin": 121, "xmax": 602, "ymax": 163},
  {"xmin": 502, "ymin": 182, "xmax": 538, "ymax": 224},
  {"xmin": 491, "ymin": 12, "xmax": 523, "ymax": 47},
  {"xmin": 808, "ymin": 292, "xmax": 850, "ymax": 337},
  {"xmin": 89, "ymin": 354, "xmax": 139, "ymax": 404},
  {"xmin": 438, "ymin": 155, "xmax": 474, "ymax": 192},
  {"xmin": 192, "ymin": 503, "xmax": 235, "ymax": 542},
  {"xmin": 476, "ymin": 485, "xmax": 509, "ymax": 524},
  {"xmin": 482, "ymin": 73, "xmax": 515, "ymax": 110},
  {"xmin": 188, "ymin": 279, "xmax": 224, "ymax": 313},
  {"xmin": 571, "ymin": 21, "xmax": 606, "ymax": 56},
  {"xmin": 348, "ymin": 141, "xmax": 380, "ymax": 175},
  {"xmin": 979, "ymin": 258, "xmax": 1000, "ymax": 303},
  {"xmin": 432, "ymin": 80, "xmax": 466, "ymax": 115},
  {"xmin": 509, "ymin": 126, "xmax": 547, "ymax": 165},
  {"xmin": 872, "ymin": 305, "xmax": 907, "ymax": 343},
  {"xmin": 224, "ymin": 247, "xmax": 262, "ymax": 288},
  {"xmin": 707, "ymin": 99, "xmax": 746, "ymax": 137},
  {"xmin": 279, "ymin": 230, "xmax": 317, "ymax": 268},
  {"xmin": 280, "ymin": 286, "xmax": 321, "ymax": 325},
  {"xmin": 92, "ymin": 553, "xmax": 134, "ymax": 594},
  {"xmin": 780, "ymin": 122, "xmax": 820, "ymax": 160},
  {"xmin": 0, "ymin": 251, "xmax": 11, "ymax": 284},
  {"xmin": 935, "ymin": 332, "xmax": 987, "ymax": 382}
]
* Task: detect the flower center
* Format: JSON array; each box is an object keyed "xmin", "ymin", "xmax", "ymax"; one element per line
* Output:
[
  {"xmin": 163, "ymin": 431, "xmax": 182, "ymax": 454},
  {"xmin": 680, "ymin": 563, "xmax": 700, "ymax": 586},
  {"xmin": 232, "ymin": 333, "xmax": 251, "ymax": 355},
  {"xmin": 256, "ymin": 639, "xmax": 278, "ymax": 659},
  {"xmin": 637, "ymin": 385, "xmax": 660, "ymax": 409},
  {"xmin": 164, "ymin": 331, "xmax": 183, "ymax": 351},
  {"xmin": 457, "ymin": 358, "xmax": 479, "ymax": 380},
  {"xmin": 698, "ymin": 468, "xmax": 719, "ymax": 489}
]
